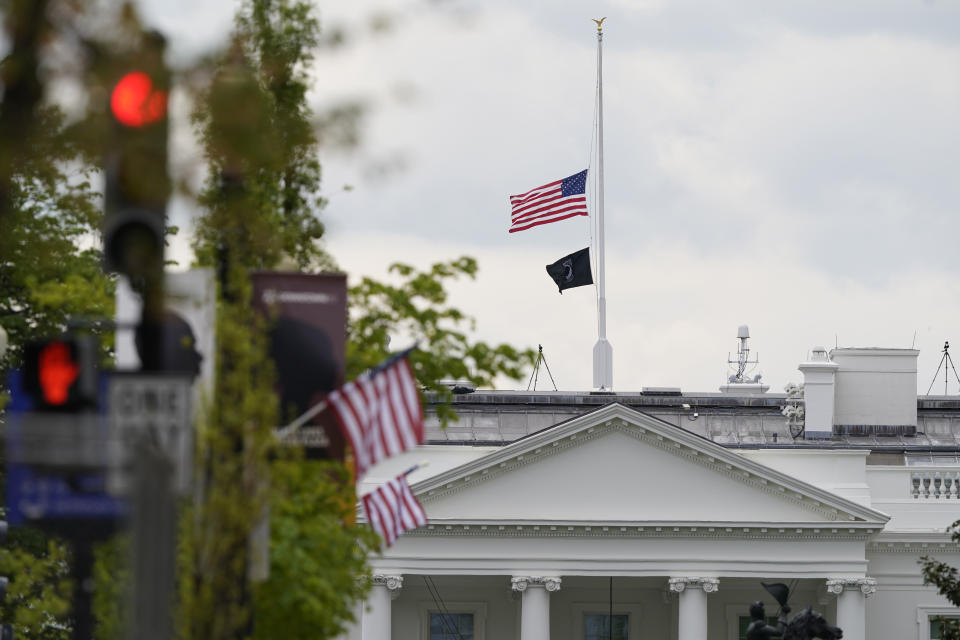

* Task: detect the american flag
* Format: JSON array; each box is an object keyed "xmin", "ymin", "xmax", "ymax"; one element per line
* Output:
[
  {"xmin": 327, "ymin": 349, "xmax": 424, "ymax": 480},
  {"xmin": 362, "ymin": 472, "xmax": 427, "ymax": 547},
  {"xmin": 509, "ymin": 169, "xmax": 588, "ymax": 233}
]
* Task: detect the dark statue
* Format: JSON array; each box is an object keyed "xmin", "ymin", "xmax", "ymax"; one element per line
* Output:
[{"xmin": 746, "ymin": 582, "xmax": 843, "ymax": 640}]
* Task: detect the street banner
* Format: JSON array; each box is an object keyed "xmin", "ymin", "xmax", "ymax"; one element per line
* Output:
[{"xmin": 252, "ymin": 272, "xmax": 347, "ymax": 457}]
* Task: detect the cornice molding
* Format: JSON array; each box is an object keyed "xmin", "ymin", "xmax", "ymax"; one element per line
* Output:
[
  {"xmin": 407, "ymin": 521, "xmax": 879, "ymax": 541},
  {"xmin": 869, "ymin": 532, "xmax": 957, "ymax": 554},
  {"xmin": 869, "ymin": 541, "xmax": 957, "ymax": 554}
]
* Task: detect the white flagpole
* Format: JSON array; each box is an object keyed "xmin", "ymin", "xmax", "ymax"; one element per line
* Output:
[{"xmin": 592, "ymin": 17, "xmax": 613, "ymax": 391}]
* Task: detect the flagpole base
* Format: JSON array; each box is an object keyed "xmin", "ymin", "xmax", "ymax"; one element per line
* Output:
[{"xmin": 593, "ymin": 338, "xmax": 613, "ymax": 390}]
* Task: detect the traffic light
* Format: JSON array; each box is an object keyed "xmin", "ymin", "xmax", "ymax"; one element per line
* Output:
[
  {"xmin": 102, "ymin": 29, "xmax": 170, "ymax": 285},
  {"xmin": 21, "ymin": 335, "xmax": 99, "ymax": 412}
]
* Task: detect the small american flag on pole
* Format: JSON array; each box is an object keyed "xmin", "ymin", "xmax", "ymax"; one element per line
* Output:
[
  {"xmin": 509, "ymin": 169, "xmax": 588, "ymax": 233},
  {"xmin": 362, "ymin": 472, "xmax": 427, "ymax": 547},
  {"xmin": 327, "ymin": 348, "xmax": 424, "ymax": 480}
]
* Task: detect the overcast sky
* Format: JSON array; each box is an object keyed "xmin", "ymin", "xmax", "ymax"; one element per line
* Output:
[{"xmin": 141, "ymin": 0, "xmax": 960, "ymax": 395}]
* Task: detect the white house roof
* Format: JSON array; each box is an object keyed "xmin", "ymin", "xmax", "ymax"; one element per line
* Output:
[{"xmin": 412, "ymin": 402, "xmax": 890, "ymax": 530}]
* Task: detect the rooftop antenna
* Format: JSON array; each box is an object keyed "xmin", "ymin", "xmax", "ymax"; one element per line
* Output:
[
  {"xmin": 727, "ymin": 325, "xmax": 760, "ymax": 383},
  {"xmin": 926, "ymin": 341, "xmax": 960, "ymax": 396},
  {"xmin": 527, "ymin": 344, "xmax": 558, "ymax": 391}
]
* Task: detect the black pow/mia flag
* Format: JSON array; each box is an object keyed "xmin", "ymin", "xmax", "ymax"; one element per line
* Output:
[{"xmin": 545, "ymin": 247, "xmax": 593, "ymax": 294}]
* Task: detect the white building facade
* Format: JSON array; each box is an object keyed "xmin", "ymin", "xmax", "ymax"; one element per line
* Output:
[{"xmin": 343, "ymin": 348, "xmax": 960, "ymax": 640}]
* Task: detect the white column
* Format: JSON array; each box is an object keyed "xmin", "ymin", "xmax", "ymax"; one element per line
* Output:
[
  {"xmin": 337, "ymin": 598, "xmax": 364, "ymax": 640},
  {"xmin": 669, "ymin": 577, "xmax": 719, "ymax": 640},
  {"xmin": 363, "ymin": 574, "xmax": 402, "ymax": 640},
  {"xmin": 826, "ymin": 577, "xmax": 876, "ymax": 640},
  {"xmin": 511, "ymin": 576, "xmax": 561, "ymax": 640}
]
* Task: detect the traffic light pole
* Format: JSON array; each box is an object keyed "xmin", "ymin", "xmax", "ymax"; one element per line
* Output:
[
  {"xmin": 131, "ymin": 439, "xmax": 176, "ymax": 640},
  {"xmin": 71, "ymin": 538, "xmax": 94, "ymax": 640},
  {"xmin": 103, "ymin": 27, "xmax": 177, "ymax": 640}
]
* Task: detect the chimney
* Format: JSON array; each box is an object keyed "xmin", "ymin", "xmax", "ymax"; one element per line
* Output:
[
  {"xmin": 798, "ymin": 347, "xmax": 839, "ymax": 439},
  {"xmin": 829, "ymin": 348, "xmax": 918, "ymax": 436}
]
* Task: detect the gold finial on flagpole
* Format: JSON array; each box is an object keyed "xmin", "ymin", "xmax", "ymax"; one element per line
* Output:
[{"xmin": 592, "ymin": 17, "xmax": 607, "ymax": 32}]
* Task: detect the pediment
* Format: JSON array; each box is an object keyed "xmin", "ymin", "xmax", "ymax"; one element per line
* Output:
[{"xmin": 413, "ymin": 403, "xmax": 888, "ymax": 528}]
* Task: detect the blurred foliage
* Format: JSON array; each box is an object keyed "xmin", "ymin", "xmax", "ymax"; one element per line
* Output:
[
  {"xmin": 177, "ymin": 275, "xmax": 277, "ymax": 640},
  {"xmin": 91, "ymin": 536, "xmax": 128, "ymax": 640},
  {"xmin": 0, "ymin": 103, "xmax": 114, "ymax": 370},
  {"xmin": 0, "ymin": 525, "xmax": 72, "ymax": 640},
  {"xmin": 349, "ymin": 257, "xmax": 536, "ymax": 426},
  {"xmin": 252, "ymin": 458, "xmax": 377, "ymax": 640},
  {"xmin": 191, "ymin": 0, "xmax": 332, "ymax": 272},
  {"xmin": 1, "ymin": 1, "xmax": 529, "ymax": 639},
  {"xmin": 182, "ymin": 1, "xmax": 350, "ymax": 639},
  {"xmin": 0, "ymin": 5, "xmax": 113, "ymax": 639},
  {"xmin": 921, "ymin": 519, "xmax": 960, "ymax": 640}
]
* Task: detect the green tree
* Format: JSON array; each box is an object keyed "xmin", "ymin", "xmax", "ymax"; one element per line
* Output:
[
  {"xmin": 0, "ymin": 0, "xmax": 50, "ymax": 236},
  {"xmin": 0, "ymin": 103, "xmax": 113, "ymax": 369},
  {"xmin": 182, "ymin": 1, "xmax": 353, "ymax": 638},
  {"xmin": 91, "ymin": 537, "xmax": 129, "ymax": 640},
  {"xmin": 921, "ymin": 520, "xmax": 960, "ymax": 640},
  {"xmin": 190, "ymin": 0, "xmax": 330, "ymax": 273},
  {"xmin": 239, "ymin": 256, "xmax": 533, "ymax": 639},
  {"xmin": 0, "ymin": 14, "xmax": 111, "ymax": 638},
  {"xmin": 0, "ymin": 2, "xmax": 532, "ymax": 638},
  {"xmin": 0, "ymin": 527, "xmax": 72, "ymax": 640},
  {"xmin": 252, "ymin": 460, "xmax": 378, "ymax": 640},
  {"xmin": 349, "ymin": 257, "xmax": 536, "ymax": 426},
  {"xmin": 184, "ymin": 1, "xmax": 536, "ymax": 637}
]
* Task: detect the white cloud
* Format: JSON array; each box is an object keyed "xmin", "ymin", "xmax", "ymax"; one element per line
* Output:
[{"xmin": 143, "ymin": 0, "xmax": 960, "ymax": 396}]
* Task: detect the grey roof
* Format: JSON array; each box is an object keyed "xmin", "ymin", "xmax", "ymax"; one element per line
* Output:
[{"xmin": 424, "ymin": 390, "xmax": 960, "ymax": 453}]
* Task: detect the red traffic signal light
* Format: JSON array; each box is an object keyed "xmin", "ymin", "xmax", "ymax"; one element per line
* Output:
[
  {"xmin": 110, "ymin": 71, "xmax": 167, "ymax": 127},
  {"xmin": 36, "ymin": 342, "xmax": 79, "ymax": 405},
  {"xmin": 23, "ymin": 336, "xmax": 99, "ymax": 411}
]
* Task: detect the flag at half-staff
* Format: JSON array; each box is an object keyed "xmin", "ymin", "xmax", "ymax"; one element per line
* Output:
[
  {"xmin": 362, "ymin": 469, "xmax": 427, "ymax": 547},
  {"xmin": 327, "ymin": 347, "xmax": 424, "ymax": 480},
  {"xmin": 508, "ymin": 169, "xmax": 588, "ymax": 233}
]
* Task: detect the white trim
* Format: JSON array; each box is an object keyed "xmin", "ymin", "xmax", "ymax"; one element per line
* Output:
[
  {"xmin": 916, "ymin": 605, "xmax": 960, "ymax": 640},
  {"xmin": 571, "ymin": 601, "xmax": 642, "ymax": 639},
  {"xmin": 418, "ymin": 601, "xmax": 487, "ymax": 640}
]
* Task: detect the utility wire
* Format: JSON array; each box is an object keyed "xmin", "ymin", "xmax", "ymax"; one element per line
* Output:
[
  {"xmin": 609, "ymin": 576, "xmax": 614, "ymax": 640},
  {"xmin": 424, "ymin": 576, "xmax": 466, "ymax": 640}
]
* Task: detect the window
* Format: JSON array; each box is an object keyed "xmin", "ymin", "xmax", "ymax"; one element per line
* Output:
[
  {"xmin": 737, "ymin": 615, "xmax": 779, "ymax": 640},
  {"xmin": 917, "ymin": 607, "xmax": 960, "ymax": 640},
  {"xmin": 907, "ymin": 454, "xmax": 960, "ymax": 466},
  {"xmin": 584, "ymin": 613, "xmax": 628, "ymax": 640},
  {"xmin": 930, "ymin": 616, "xmax": 960, "ymax": 639},
  {"xmin": 429, "ymin": 612, "xmax": 474, "ymax": 640},
  {"xmin": 419, "ymin": 601, "xmax": 485, "ymax": 640}
]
